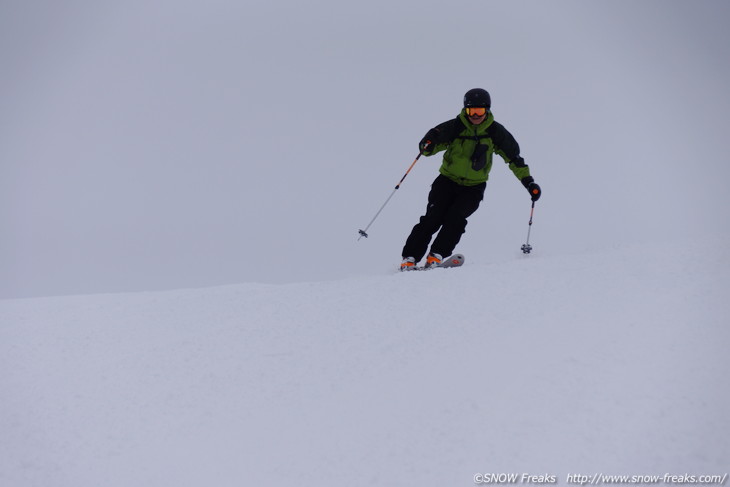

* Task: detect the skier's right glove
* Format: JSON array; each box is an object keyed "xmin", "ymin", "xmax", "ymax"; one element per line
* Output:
[{"xmin": 419, "ymin": 128, "xmax": 440, "ymax": 154}]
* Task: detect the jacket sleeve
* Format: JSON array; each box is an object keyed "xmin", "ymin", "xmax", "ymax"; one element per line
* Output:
[
  {"xmin": 420, "ymin": 117, "xmax": 463, "ymax": 156},
  {"xmin": 491, "ymin": 121, "xmax": 532, "ymax": 182}
]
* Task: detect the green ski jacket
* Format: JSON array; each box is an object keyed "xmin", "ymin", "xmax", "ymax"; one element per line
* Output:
[{"xmin": 422, "ymin": 110, "xmax": 531, "ymax": 187}]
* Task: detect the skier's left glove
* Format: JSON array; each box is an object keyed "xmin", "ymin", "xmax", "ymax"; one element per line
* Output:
[{"xmin": 521, "ymin": 177, "xmax": 541, "ymax": 201}]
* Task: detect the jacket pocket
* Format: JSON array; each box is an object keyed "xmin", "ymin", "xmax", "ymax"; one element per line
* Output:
[{"xmin": 471, "ymin": 142, "xmax": 488, "ymax": 171}]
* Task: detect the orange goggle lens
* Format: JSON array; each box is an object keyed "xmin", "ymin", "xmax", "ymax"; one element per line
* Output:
[{"xmin": 466, "ymin": 107, "xmax": 487, "ymax": 117}]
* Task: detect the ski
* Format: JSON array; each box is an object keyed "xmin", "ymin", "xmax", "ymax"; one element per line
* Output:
[{"xmin": 416, "ymin": 253, "xmax": 465, "ymax": 271}]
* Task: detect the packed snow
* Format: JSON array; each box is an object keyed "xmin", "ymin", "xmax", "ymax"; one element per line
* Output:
[{"xmin": 2, "ymin": 237, "xmax": 728, "ymax": 486}]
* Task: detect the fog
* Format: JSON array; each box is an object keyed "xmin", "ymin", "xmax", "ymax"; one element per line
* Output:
[{"xmin": 2, "ymin": 0, "xmax": 729, "ymax": 298}]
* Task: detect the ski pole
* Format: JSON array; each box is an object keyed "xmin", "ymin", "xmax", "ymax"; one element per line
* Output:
[
  {"xmin": 358, "ymin": 152, "xmax": 423, "ymax": 240},
  {"xmin": 521, "ymin": 201, "xmax": 535, "ymax": 254}
]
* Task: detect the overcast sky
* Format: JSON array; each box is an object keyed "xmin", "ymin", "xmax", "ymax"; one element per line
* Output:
[{"xmin": 2, "ymin": 0, "xmax": 729, "ymax": 299}]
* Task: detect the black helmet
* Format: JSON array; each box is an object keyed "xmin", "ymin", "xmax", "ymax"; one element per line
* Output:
[{"xmin": 463, "ymin": 88, "xmax": 491, "ymax": 109}]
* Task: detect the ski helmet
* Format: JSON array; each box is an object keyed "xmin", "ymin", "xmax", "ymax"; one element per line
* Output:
[{"xmin": 463, "ymin": 88, "xmax": 491, "ymax": 109}]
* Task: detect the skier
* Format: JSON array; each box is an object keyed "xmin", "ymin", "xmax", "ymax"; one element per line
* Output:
[{"xmin": 400, "ymin": 88, "xmax": 541, "ymax": 271}]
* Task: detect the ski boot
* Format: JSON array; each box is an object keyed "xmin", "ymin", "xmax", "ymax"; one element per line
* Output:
[
  {"xmin": 424, "ymin": 253, "xmax": 442, "ymax": 269},
  {"xmin": 400, "ymin": 257, "xmax": 416, "ymax": 271}
]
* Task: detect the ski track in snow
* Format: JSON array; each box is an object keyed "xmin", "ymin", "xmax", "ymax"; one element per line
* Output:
[{"xmin": 1, "ymin": 238, "xmax": 729, "ymax": 487}]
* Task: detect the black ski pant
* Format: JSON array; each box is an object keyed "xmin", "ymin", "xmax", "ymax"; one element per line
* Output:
[{"xmin": 402, "ymin": 174, "xmax": 486, "ymax": 261}]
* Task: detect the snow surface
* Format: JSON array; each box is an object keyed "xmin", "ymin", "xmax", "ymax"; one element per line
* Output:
[{"xmin": 2, "ymin": 237, "xmax": 729, "ymax": 486}]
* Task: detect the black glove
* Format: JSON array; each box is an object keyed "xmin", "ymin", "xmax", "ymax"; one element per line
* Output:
[
  {"xmin": 521, "ymin": 177, "xmax": 541, "ymax": 201},
  {"xmin": 419, "ymin": 128, "xmax": 440, "ymax": 153},
  {"xmin": 528, "ymin": 182, "xmax": 541, "ymax": 201}
]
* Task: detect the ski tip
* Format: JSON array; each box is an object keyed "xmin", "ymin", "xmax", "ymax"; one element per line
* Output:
[
  {"xmin": 438, "ymin": 253, "xmax": 465, "ymax": 268},
  {"xmin": 448, "ymin": 253, "xmax": 464, "ymax": 265}
]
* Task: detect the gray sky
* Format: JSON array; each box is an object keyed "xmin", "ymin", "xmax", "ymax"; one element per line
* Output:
[{"xmin": 2, "ymin": 0, "xmax": 730, "ymax": 299}]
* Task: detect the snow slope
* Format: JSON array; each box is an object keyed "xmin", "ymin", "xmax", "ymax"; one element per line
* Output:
[{"xmin": 2, "ymin": 238, "xmax": 729, "ymax": 487}]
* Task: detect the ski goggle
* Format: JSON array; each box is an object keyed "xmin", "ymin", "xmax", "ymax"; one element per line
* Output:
[{"xmin": 465, "ymin": 107, "xmax": 487, "ymax": 117}]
